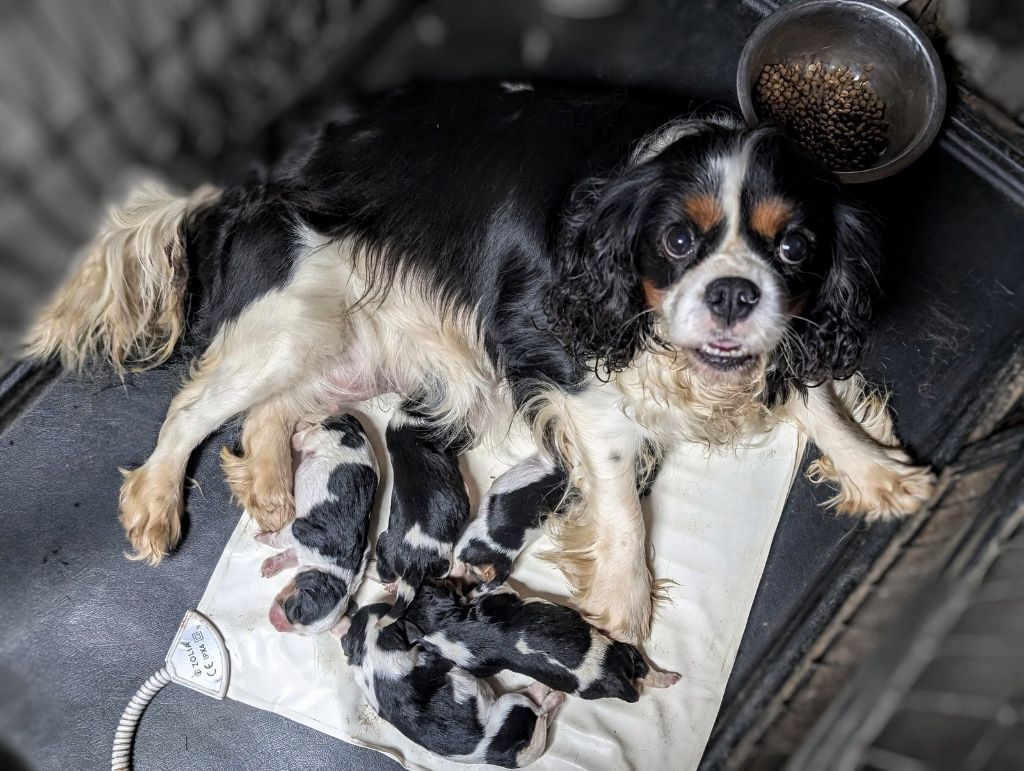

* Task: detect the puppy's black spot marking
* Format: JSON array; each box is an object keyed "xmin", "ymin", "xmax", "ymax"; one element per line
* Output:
[
  {"xmin": 73, "ymin": 502, "xmax": 80, "ymax": 508},
  {"xmin": 610, "ymin": 451, "xmax": 622, "ymax": 464},
  {"xmin": 291, "ymin": 462, "xmax": 377, "ymax": 571}
]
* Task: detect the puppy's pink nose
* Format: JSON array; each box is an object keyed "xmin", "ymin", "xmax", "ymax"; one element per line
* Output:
[{"xmin": 269, "ymin": 602, "xmax": 294, "ymax": 632}]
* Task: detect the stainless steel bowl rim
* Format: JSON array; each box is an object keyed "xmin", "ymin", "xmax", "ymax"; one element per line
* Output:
[{"xmin": 736, "ymin": 0, "xmax": 947, "ymax": 184}]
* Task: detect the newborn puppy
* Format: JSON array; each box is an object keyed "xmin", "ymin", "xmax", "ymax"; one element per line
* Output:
[
  {"xmin": 337, "ymin": 603, "xmax": 563, "ymax": 768},
  {"xmin": 375, "ymin": 401, "xmax": 471, "ymax": 627},
  {"xmin": 454, "ymin": 455, "xmax": 569, "ymax": 586},
  {"xmin": 405, "ymin": 583, "xmax": 680, "ymax": 702},
  {"xmin": 258, "ymin": 414, "xmax": 379, "ymax": 634}
]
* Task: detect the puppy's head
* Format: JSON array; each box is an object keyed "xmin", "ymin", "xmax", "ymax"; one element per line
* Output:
[
  {"xmin": 292, "ymin": 413, "xmax": 368, "ymax": 456},
  {"xmin": 269, "ymin": 569, "xmax": 349, "ymax": 635},
  {"xmin": 550, "ymin": 117, "xmax": 880, "ymax": 399}
]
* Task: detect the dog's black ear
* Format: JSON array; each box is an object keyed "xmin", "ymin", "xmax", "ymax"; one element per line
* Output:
[
  {"xmin": 786, "ymin": 199, "xmax": 881, "ymax": 386},
  {"xmin": 546, "ymin": 163, "xmax": 662, "ymax": 374}
]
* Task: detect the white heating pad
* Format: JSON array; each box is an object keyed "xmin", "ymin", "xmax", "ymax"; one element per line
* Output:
[{"xmin": 197, "ymin": 399, "xmax": 803, "ymax": 771}]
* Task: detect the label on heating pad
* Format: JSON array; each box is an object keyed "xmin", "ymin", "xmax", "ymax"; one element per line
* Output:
[{"xmin": 165, "ymin": 610, "xmax": 230, "ymax": 699}]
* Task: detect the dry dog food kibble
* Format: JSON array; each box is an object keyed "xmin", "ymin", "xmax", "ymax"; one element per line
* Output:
[{"xmin": 756, "ymin": 61, "xmax": 888, "ymax": 172}]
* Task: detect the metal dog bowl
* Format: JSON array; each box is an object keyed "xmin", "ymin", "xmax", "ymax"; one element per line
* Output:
[{"xmin": 737, "ymin": 0, "xmax": 946, "ymax": 183}]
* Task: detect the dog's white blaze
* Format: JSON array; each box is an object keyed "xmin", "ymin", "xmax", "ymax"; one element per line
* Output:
[
  {"xmin": 661, "ymin": 249, "xmax": 786, "ymax": 353},
  {"xmin": 659, "ymin": 130, "xmax": 787, "ymax": 356}
]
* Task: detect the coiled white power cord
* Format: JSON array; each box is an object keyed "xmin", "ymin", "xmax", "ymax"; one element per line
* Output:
[
  {"xmin": 111, "ymin": 611, "xmax": 230, "ymax": 770},
  {"xmin": 111, "ymin": 667, "xmax": 172, "ymax": 770}
]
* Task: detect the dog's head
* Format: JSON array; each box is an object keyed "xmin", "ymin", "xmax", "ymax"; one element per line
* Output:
[{"xmin": 549, "ymin": 117, "xmax": 880, "ymax": 401}]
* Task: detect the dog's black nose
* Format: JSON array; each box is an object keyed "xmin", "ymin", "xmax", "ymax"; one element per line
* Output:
[{"xmin": 704, "ymin": 277, "xmax": 760, "ymax": 325}]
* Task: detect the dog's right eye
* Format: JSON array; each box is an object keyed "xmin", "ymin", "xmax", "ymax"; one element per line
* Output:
[{"xmin": 661, "ymin": 224, "xmax": 695, "ymax": 259}]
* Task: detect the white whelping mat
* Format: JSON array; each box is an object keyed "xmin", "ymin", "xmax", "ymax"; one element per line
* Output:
[{"xmin": 198, "ymin": 399, "xmax": 803, "ymax": 771}]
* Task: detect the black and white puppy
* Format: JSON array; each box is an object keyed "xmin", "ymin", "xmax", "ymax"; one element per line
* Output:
[
  {"xmin": 258, "ymin": 414, "xmax": 378, "ymax": 634},
  {"xmin": 454, "ymin": 455, "xmax": 569, "ymax": 586},
  {"xmin": 404, "ymin": 582, "xmax": 680, "ymax": 702},
  {"xmin": 375, "ymin": 401, "xmax": 471, "ymax": 627},
  {"xmin": 337, "ymin": 602, "xmax": 564, "ymax": 768}
]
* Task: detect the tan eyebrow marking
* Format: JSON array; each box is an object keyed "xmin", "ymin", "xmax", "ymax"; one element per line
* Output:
[
  {"xmin": 682, "ymin": 193, "xmax": 723, "ymax": 233},
  {"xmin": 641, "ymin": 278, "xmax": 665, "ymax": 310},
  {"xmin": 750, "ymin": 196, "xmax": 795, "ymax": 240}
]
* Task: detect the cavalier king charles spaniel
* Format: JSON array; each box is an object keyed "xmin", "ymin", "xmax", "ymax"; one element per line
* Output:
[{"xmin": 28, "ymin": 82, "xmax": 936, "ymax": 643}]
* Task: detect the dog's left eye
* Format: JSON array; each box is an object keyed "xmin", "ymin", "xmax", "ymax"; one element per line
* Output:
[
  {"xmin": 778, "ymin": 233, "xmax": 809, "ymax": 264},
  {"xmin": 662, "ymin": 225, "xmax": 695, "ymax": 259}
]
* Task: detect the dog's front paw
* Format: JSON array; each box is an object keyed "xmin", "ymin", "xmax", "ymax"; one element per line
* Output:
[
  {"xmin": 119, "ymin": 464, "xmax": 184, "ymax": 564},
  {"xmin": 220, "ymin": 445, "xmax": 294, "ymax": 532},
  {"xmin": 579, "ymin": 565, "xmax": 654, "ymax": 645},
  {"xmin": 809, "ymin": 448, "xmax": 937, "ymax": 521}
]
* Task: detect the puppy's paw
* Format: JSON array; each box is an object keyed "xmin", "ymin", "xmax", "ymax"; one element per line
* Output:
[
  {"xmin": 524, "ymin": 683, "xmax": 565, "ymax": 716},
  {"xmin": 119, "ymin": 464, "xmax": 183, "ymax": 565},
  {"xmin": 260, "ymin": 549, "xmax": 298, "ymax": 578},
  {"xmin": 220, "ymin": 444, "xmax": 294, "ymax": 532},
  {"xmin": 540, "ymin": 690, "xmax": 565, "ymax": 716},
  {"xmin": 810, "ymin": 449, "xmax": 937, "ymax": 521}
]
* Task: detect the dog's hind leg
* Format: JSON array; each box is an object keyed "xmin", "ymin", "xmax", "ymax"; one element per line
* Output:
[
  {"xmin": 119, "ymin": 345, "xmax": 285, "ymax": 564},
  {"xmin": 221, "ymin": 396, "xmax": 298, "ymax": 533},
  {"xmin": 119, "ymin": 246, "xmax": 351, "ymax": 563}
]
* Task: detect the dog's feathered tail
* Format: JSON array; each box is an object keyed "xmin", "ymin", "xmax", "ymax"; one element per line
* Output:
[
  {"xmin": 25, "ymin": 181, "xmax": 219, "ymax": 374},
  {"xmin": 376, "ymin": 575, "xmax": 419, "ymax": 629}
]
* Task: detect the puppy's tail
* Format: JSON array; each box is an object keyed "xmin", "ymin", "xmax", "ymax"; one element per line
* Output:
[
  {"xmin": 376, "ymin": 577, "xmax": 418, "ymax": 629},
  {"xmin": 25, "ymin": 180, "xmax": 220, "ymax": 375}
]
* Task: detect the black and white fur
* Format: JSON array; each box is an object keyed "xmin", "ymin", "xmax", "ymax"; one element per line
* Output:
[
  {"xmin": 29, "ymin": 82, "xmax": 936, "ymax": 644},
  {"xmin": 375, "ymin": 401, "xmax": 471, "ymax": 627},
  {"xmin": 336, "ymin": 602, "xmax": 564, "ymax": 768},
  {"xmin": 404, "ymin": 582, "xmax": 680, "ymax": 702},
  {"xmin": 454, "ymin": 455, "xmax": 568, "ymax": 586},
  {"xmin": 258, "ymin": 414, "xmax": 378, "ymax": 635}
]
